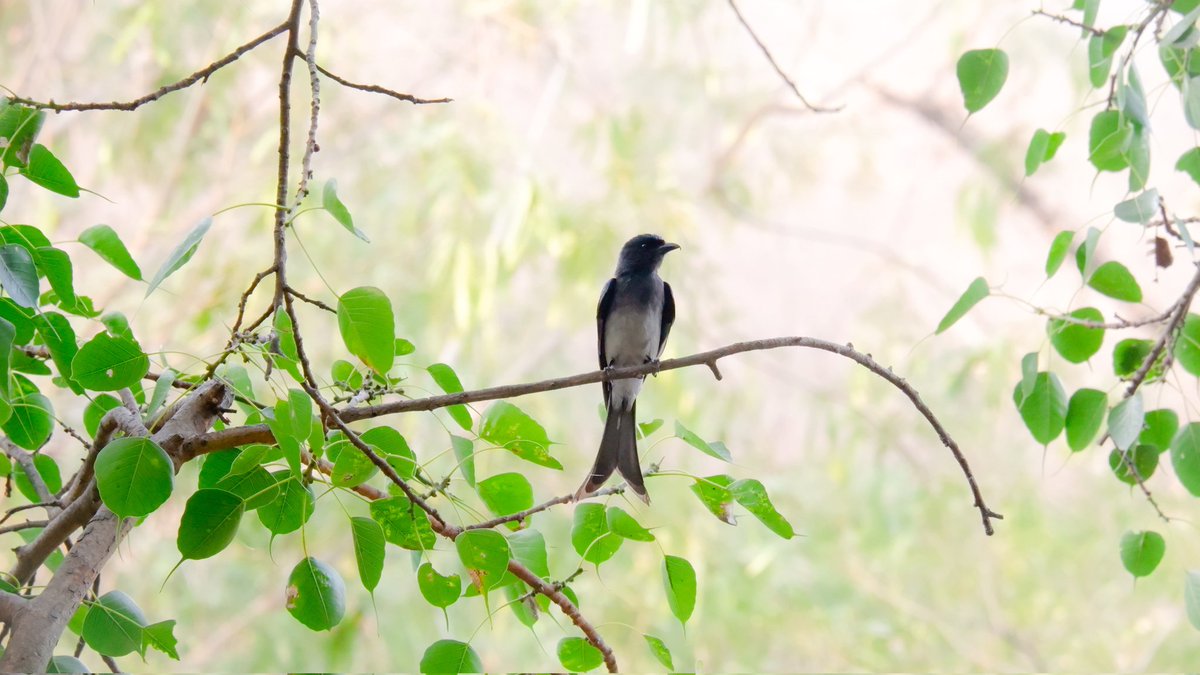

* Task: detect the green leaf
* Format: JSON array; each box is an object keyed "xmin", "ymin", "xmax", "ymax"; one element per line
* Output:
[
  {"xmin": 479, "ymin": 401, "xmax": 561, "ymax": 469},
  {"xmin": 34, "ymin": 312, "xmax": 78, "ymax": 395},
  {"xmin": 145, "ymin": 368, "xmax": 175, "ymax": 421},
  {"xmin": 1025, "ymin": 129, "xmax": 1066, "ymax": 176},
  {"xmin": 348, "ymin": 516, "xmax": 385, "ymax": 593},
  {"xmin": 198, "ymin": 449, "xmax": 238, "ymax": 488},
  {"xmin": 477, "ymin": 472, "xmax": 534, "ymax": 520},
  {"xmin": 1177, "ymin": 147, "xmax": 1200, "ymax": 186},
  {"xmin": 1114, "ymin": 189, "xmax": 1160, "ymax": 224},
  {"xmin": 0, "ymin": 174, "xmax": 6, "ymax": 213},
  {"xmin": 146, "ymin": 217, "xmax": 212, "ymax": 296},
  {"xmin": 20, "ymin": 144, "xmax": 79, "ymax": 197},
  {"xmin": 331, "ymin": 444, "xmax": 378, "ymax": 487},
  {"xmin": 214, "ymin": 465, "xmax": 278, "ymax": 510},
  {"xmin": 1065, "ymin": 388, "xmax": 1107, "ymax": 452},
  {"xmin": 95, "ymin": 437, "xmax": 174, "ymax": 518},
  {"xmin": 451, "ymin": 434, "xmax": 475, "ymax": 487},
  {"xmin": 427, "ymin": 363, "xmax": 473, "ymax": 431},
  {"xmin": 1108, "ymin": 393, "xmax": 1144, "ymax": 451},
  {"xmin": 14, "ymin": 452, "xmax": 61, "ymax": 500},
  {"xmin": 1140, "ymin": 409, "xmax": 1179, "ymax": 451},
  {"xmin": 78, "ymin": 225, "xmax": 142, "ymax": 280},
  {"xmin": 331, "ymin": 359, "xmax": 363, "ymax": 390},
  {"xmin": 361, "ymin": 426, "xmax": 415, "ymax": 479},
  {"xmin": 1047, "ymin": 308, "xmax": 1104, "ymax": 363},
  {"xmin": 1087, "ymin": 261, "xmax": 1142, "ymax": 302},
  {"xmin": 83, "ymin": 394, "xmax": 121, "ymax": 438},
  {"xmin": 396, "ymin": 338, "xmax": 416, "ymax": 356},
  {"xmin": 101, "ymin": 312, "xmax": 133, "ymax": 340},
  {"xmin": 71, "ymin": 333, "xmax": 149, "ymax": 391},
  {"xmin": 419, "ymin": 640, "xmax": 482, "ymax": 674},
  {"xmin": 1076, "ymin": 226, "xmax": 1102, "ymax": 277},
  {"xmin": 1171, "ymin": 423, "xmax": 1200, "ymax": 496},
  {"xmin": 81, "ymin": 591, "xmax": 146, "ymax": 657},
  {"xmin": 34, "ymin": 247, "xmax": 77, "ymax": 310},
  {"xmin": 638, "ymin": 418, "xmax": 664, "ymax": 438},
  {"xmin": 606, "ymin": 506, "xmax": 655, "ymax": 542},
  {"xmin": 417, "ymin": 562, "xmax": 461, "ymax": 608},
  {"xmin": 0, "ymin": 243, "xmax": 39, "ymax": 308},
  {"xmin": 47, "ymin": 655, "xmax": 90, "ymax": 673},
  {"xmin": 337, "ymin": 286, "xmax": 395, "ymax": 374},
  {"xmin": 674, "ymin": 420, "xmax": 732, "ymax": 461},
  {"xmin": 730, "ymin": 478, "xmax": 794, "ymax": 539},
  {"xmin": 1186, "ymin": 570, "xmax": 1200, "ymax": 630},
  {"xmin": 323, "ymin": 179, "xmax": 368, "ymax": 241},
  {"xmin": 662, "ymin": 554, "xmax": 697, "ymax": 625},
  {"xmin": 644, "ymin": 634, "xmax": 675, "ymax": 670},
  {"xmin": 936, "ymin": 277, "xmax": 988, "ymax": 333},
  {"xmin": 1087, "ymin": 25, "xmax": 1128, "ymax": 88},
  {"xmin": 141, "ymin": 619, "xmax": 179, "ymax": 660},
  {"xmin": 1108, "ymin": 444, "xmax": 1158, "ymax": 484},
  {"xmin": 3, "ymin": 393, "xmax": 53, "ymax": 449},
  {"xmin": 509, "ymin": 529, "xmax": 550, "ymax": 578},
  {"xmin": 1045, "ymin": 231, "xmax": 1073, "ymax": 278},
  {"xmin": 1012, "ymin": 372, "xmax": 1067, "ymax": 445},
  {"xmin": 177, "ymin": 488, "xmax": 244, "ymax": 560},
  {"xmin": 1127, "ymin": 126, "xmax": 1151, "ymax": 191},
  {"xmin": 1120, "ymin": 530, "xmax": 1165, "ymax": 578},
  {"xmin": 455, "ymin": 529, "xmax": 511, "ymax": 591},
  {"xmin": 256, "ymin": 471, "xmax": 314, "ymax": 534},
  {"xmin": 370, "ymin": 495, "xmax": 435, "ymax": 550},
  {"xmin": 558, "ymin": 637, "xmax": 604, "ymax": 672},
  {"xmin": 1175, "ymin": 314, "xmax": 1200, "ymax": 376},
  {"xmin": 286, "ymin": 556, "xmax": 346, "ymax": 631},
  {"xmin": 1089, "ymin": 110, "xmax": 1133, "ymax": 172},
  {"xmin": 1113, "ymin": 338, "xmax": 1161, "ymax": 379},
  {"xmin": 956, "ymin": 49, "xmax": 1009, "ymax": 113},
  {"xmin": 690, "ymin": 474, "xmax": 737, "ymax": 525},
  {"xmin": 0, "ymin": 101, "xmax": 45, "ymax": 167},
  {"xmin": 571, "ymin": 502, "xmax": 623, "ymax": 564}
]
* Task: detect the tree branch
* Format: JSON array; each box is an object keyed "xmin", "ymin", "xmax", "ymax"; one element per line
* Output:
[
  {"xmin": 726, "ymin": 0, "xmax": 841, "ymax": 113},
  {"xmin": 0, "ymin": 587, "xmax": 27, "ymax": 625},
  {"xmin": 290, "ymin": 50, "xmax": 452, "ymax": 105},
  {"xmin": 2, "ymin": 442, "xmax": 52, "ymax": 503},
  {"xmin": 186, "ymin": 336, "xmax": 1001, "ymax": 535},
  {"xmin": 464, "ymin": 485, "xmax": 625, "ymax": 531},
  {"xmin": 5, "ymin": 22, "xmax": 291, "ymax": 112}
]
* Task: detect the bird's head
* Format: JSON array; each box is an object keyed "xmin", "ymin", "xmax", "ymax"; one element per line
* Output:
[{"xmin": 616, "ymin": 234, "xmax": 680, "ymax": 275}]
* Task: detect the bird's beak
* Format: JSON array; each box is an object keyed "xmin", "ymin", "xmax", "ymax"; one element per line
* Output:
[{"xmin": 659, "ymin": 242, "xmax": 681, "ymax": 254}]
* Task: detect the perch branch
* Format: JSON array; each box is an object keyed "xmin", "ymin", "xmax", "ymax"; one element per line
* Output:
[
  {"xmin": 186, "ymin": 336, "xmax": 1001, "ymax": 535},
  {"xmin": 5, "ymin": 22, "xmax": 291, "ymax": 112}
]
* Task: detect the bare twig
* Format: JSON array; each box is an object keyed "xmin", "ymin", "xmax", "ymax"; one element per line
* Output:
[
  {"xmin": 0, "ymin": 520, "xmax": 48, "ymax": 535},
  {"xmin": 0, "ymin": 502, "xmax": 58, "ymax": 526},
  {"xmin": 726, "ymin": 0, "xmax": 841, "ymax": 113},
  {"xmin": 1106, "ymin": 3, "xmax": 1170, "ymax": 107},
  {"xmin": 6, "ymin": 22, "xmax": 290, "ymax": 112},
  {"xmin": 286, "ymin": 286, "xmax": 336, "ymax": 313},
  {"xmin": 271, "ymin": 0, "xmax": 307, "ymax": 311},
  {"xmin": 465, "ymin": 485, "xmax": 625, "ymax": 530},
  {"xmin": 2, "ymin": 443, "xmax": 52, "ymax": 503},
  {"xmin": 186, "ymin": 336, "xmax": 1001, "ymax": 535},
  {"xmin": 290, "ymin": 50, "xmax": 451, "ymax": 105},
  {"xmin": 295, "ymin": 0, "xmax": 322, "ymax": 206},
  {"xmin": 1031, "ymin": 9, "xmax": 1105, "ymax": 36},
  {"xmin": 204, "ymin": 266, "xmax": 276, "ymax": 380}
]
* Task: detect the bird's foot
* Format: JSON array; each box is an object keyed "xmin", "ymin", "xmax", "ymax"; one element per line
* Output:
[{"xmin": 644, "ymin": 357, "xmax": 662, "ymax": 377}]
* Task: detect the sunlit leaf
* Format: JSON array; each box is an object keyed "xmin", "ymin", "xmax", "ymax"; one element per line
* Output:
[
  {"xmin": 936, "ymin": 277, "xmax": 988, "ymax": 333},
  {"xmin": 419, "ymin": 640, "xmax": 482, "ymax": 674},
  {"xmin": 662, "ymin": 554, "xmax": 696, "ymax": 624},
  {"xmin": 1065, "ymin": 388, "xmax": 1107, "ymax": 452},
  {"xmin": 571, "ymin": 502, "xmax": 622, "ymax": 564},
  {"xmin": 477, "ymin": 472, "xmax": 534, "ymax": 521},
  {"xmin": 337, "ymin": 286, "xmax": 395, "ymax": 374},
  {"xmin": 1047, "ymin": 307, "xmax": 1104, "ymax": 363},
  {"xmin": 1107, "ymin": 393, "xmax": 1144, "ymax": 451},
  {"xmin": 558, "ymin": 637, "xmax": 603, "ymax": 672},
  {"xmin": 1087, "ymin": 261, "xmax": 1142, "ymax": 302},
  {"xmin": 644, "ymin": 634, "xmax": 675, "ymax": 670},
  {"xmin": 674, "ymin": 420, "xmax": 732, "ymax": 461},
  {"xmin": 257, "ymin": 472, "xmax": 314, "ymax": 535},
  {"xmin": 1171, "ymin": 423, "xmax": 1200, "ymax": 496},
  {"xmin": 479, "ymin": 401, "xmax": 561, "ymax": 469},
  {"xmin": 730, "ymin": 479, "xmax": 794, "ymax": 539},
  {"xmin": 177, "ymin": 488, "xmax": 244, "ymax": 559},
  {"xmin": 455, "ymin": 529, "xmax": 511, "ymax": 591},
  {"xmin": 427, "ymin": 363, "xmax": 472, "ymax": 430},
  {"xmin": 606, "ymin": 506, "xmax": 655, "ymax": 542},
  {"xmin": 323, "ymin": 179, "xmax": 368, "ymax": 242},
  {"xmin": 1120, "ymin": 530, "xmax": 1165, "ymax": 578},
  {"xmin": 20, "ymin": 144, "xmax": 79, "ymax": 197},
  {"xmin": 71, "ymin": 333, "xmax": 149, "ymax": 391},
  {"xmin": 370, "ymin": 495, "xmax": 435, "ymax": 550},
  {"xmin": 81, "ymin": 591, "xmax": 146, "ymax": 658},
  {"xmin": 78, "ymin": 225, "xmax": 143, "ymax": 281},
  {"xmin": 417, "ymin": 562, "xmax": 461, "ymax": 608},
  {"xmin": 286, "ymin": 556, "xmax": 346, "ymax": 631},
  {"xmin": 956, "ymin": 49, "xmax": 1009, "ymax": 113},
  {"xmin": 95, "ymin": 437, "xmax": 174, "ymax": 518}
]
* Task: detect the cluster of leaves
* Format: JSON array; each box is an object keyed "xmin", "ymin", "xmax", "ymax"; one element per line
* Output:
[
  {"xmin": 945, "ymin": 0, "xmax": 1200, "ymax": 630},
  {"xmin": 0, "ymin": 96, "xmax": 798, "ymax": 672}
]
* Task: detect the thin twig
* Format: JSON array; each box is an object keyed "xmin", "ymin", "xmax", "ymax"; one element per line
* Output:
[
  {"xmin": 204, "ymin": 266, "xmax": 276, "ymax": 380},
  {"xmin": 0, "ymin": 520, "xmax": 48, "ymax": 535},
  {"xmin": 465, "ymin": 486, "xmax": 625, "ymax": 531},
  {"xmin": 6, "ymin": 22, "xmax": 291, "ymax": 112},
  {"xmin": 295, "ymin": 0, "xmax": 322, "ymax": 206},
  {"xmin": 1031, "ymin": 9, "xmax": 1105, "ymax": 36},
  {"xmin": 186, "ymin": 336, "xmax": 1001, "ymax": 535},
  {"xmin": 290, "ymin": 49, "xmax": 451, "ymax": 105},
  {"xmin": 726, "ymin": 0, "xmax": 841, "ymax": 113},
  {"xmin": 1125, "ymin": 264, "xmax": 1200, "ymax": 398},
  {"xmin": 3, "ymin": 443, "xmax": 52, "ymax": 503},
  {"xmin": 286, "ymin": 286, "xmax": 336, "ymax": 313}
]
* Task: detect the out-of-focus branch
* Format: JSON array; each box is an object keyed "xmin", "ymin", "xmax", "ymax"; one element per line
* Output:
[
  {"xmin": 726, "ymin": 0, "xmax": 840, "ymax": 113},
  {"xmin": 0, "ymin": 588, "xmax": 27, "ymax": 624},
  {"xmin": 289, "ymin": 49, "xmax": 452, "ymax": 105},
  {"xmin": 4, "ymin": 22, "xmax": 291, "ymax": 112}
]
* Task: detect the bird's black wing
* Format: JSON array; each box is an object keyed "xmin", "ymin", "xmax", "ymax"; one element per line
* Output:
[
  {"xmin": 597, "ymin": 278, "xmax": 617, "ymax": 404},
  {"xmin": 658, "ymin": 281, "xmax": 675, "ymax": 357}
]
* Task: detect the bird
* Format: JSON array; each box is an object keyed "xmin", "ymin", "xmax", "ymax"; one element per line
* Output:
[{"xmin": 576, "ymin": 233, "xmax": 679, "ymax": 504}]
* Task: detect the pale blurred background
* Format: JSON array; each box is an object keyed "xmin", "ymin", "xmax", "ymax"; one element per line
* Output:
[{"xmin": 3, "ymin": 0, "xmax": 1200, "ymax": 670}]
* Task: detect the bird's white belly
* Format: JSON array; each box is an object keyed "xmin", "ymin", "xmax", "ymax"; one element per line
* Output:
[{"xmin": 605, "ymin": 306, "xmax": 659, "ymax": 409}]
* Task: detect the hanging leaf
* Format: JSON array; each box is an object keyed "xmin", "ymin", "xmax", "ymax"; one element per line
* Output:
[
  {"xmin": 1047, "ymin": 308, "xmax": 1104, "ymax": 363},
  {"xmin": 1025, "ymin": 129, "xmax": 1066, "ymax": 176},
  {"xmin": 1045, "ymin": 231, "xmax": 1073, "ymax": 278},
  {"xmin": 1120, "ymin": 530, "xmax": 1165, "ymax": 578},
  {"xmin": 361, "ymin": 426, "xmax": 416, "ymax": 479},
  {"xmin": 1113, "ymin": 338, "xmax": 1162, "ymax": 379},
  {"xmin": 213, "ymin": 465, "xmax": 278, "ymax": 510},
  {"xmin": 1114, "ymin": 189, "xmax": 1160, "ymax": 224},
  {"xmin": 674, "ymin": 420, "xmax": 732, "ymax": 461},
  {"xmin": 419, "ymin": 640, "xmax": 482, "ymax": 674},
  {"xmin": 1171, "ymin": 423, "xmax": 1200, "ymax": 496},
  {"xmin": 730, "ymin": 479, "xmax": 794, "ymax": 539},
  {"xmin": 479, "ymin": 401, "xmax": 561, "ymax": 469},
  {"xmin": 34, "ymin": 312, "xmax": 80, "ymax": 394},
  {"xmin": 14, "ymin": 452, "xmax": 61, "ymax": 501},
  {"xmin": 1175, "ymin": 314, "xmax": 1200, "ymax": 376},
  {"xmin": 33, "ymin": 247, "xmax": 78, "ymax": 310},
  {"xmin": 1087, "ymin": 261, "xmax": 1142, "ymax": 302},
  {"xmin": 2, "ymin": 393, "xmax": 54, "ymax": 449},
  {"xmin": 455, "ymin": 529, "xmax": 511, "ymax": 591},
  {"xmin": 337, "ymin": 286, "xmax": 395, "ymax": 374},
  {"xmin": 557, "ymin": 637, "xmax": 604, "ymax": 672},
  {"xmin": 94, "ymin": 437, "xmax": 174, "ymax": 518},
  {"xmin": 936, "ymin": 277, "xmax": 988, "ymax": 333},
  {"xmin": 662, "ymin": 554, "xmax": 697, "ymax": 624},
  {"xmin": 1065, "ymin": 388, "xmax": 1107, "ymax": 452},
  {"xmin": 1186, "ymin": 570, "xmax": 1200, "ymax": 630},
  {"xmin": 1088, "ymin": 110, "xmax": 1133, "ymax": 172},
  {"xmin": 1108, "ymin": 444, "xmax": 1158, "ymax": 484},
  {"xmin": 571, "ymin": 502, "xmax": 623, "ymax": 564},
  {"xmin": 0, "ymin": 243, "xmax": 39, "ymax": 308},
  {"xmin": 644, "ymin": 634, "xmax": 675, "ymax": 670},
  {"xmin": 427, "ymin": 363, "xmax": 473, "ymax": 431},
  {"xmin": 606, "ymin": 506, "xmax": 655, "ymax": 542},
  {"xmin": 323, "ymin": 179, "xmax": 368, "ymax": 242},
  {"xmin": 78, "ymin": 225, "xmax": 143, "ymax": 280},
  {"xmin": 257, "ymin": 471, "xmax": 314, "ymax": 535},
  {"xmin": 956, "ymin": 49, "xmax": 1009, "ymax": 113},
  {"xmin": 1107, "ymin": 393, "xmax": 1145, "ymax": 451},
  {"xmin": 477, "ymin": 472, "xmax": 534, "ymax": 520},
  {"xmin": 146, "ymin": 217, "xmax": 213, "ymax": 296},
  {"xmin": 141, "ymin": 619, "xmax": 179, "ymax": 661},
  {"xmin": 1140, "ymin": 409, "xmax": 1179, "ymax": 451},
  {"xmin": 417, "ymin": 562, "xmax": 462, "ymax": 608},
  {"xmin": 0, "ymin": 101, "xmax": 45, "ymax": 167},
  {"xmin": 81, "ymin": 591, "xmax": 146, "ymax": 657},
  {"xmin": 508, "ymin": 529, "xmax": 550, "ymax": 579},
  {"xmin": 1012, "ymin": 372, "xmax": 1067, "ymax": 445},
  {"xmin": 20, "ymin": 144, "xmax": 79, "ymax": 197},
  {"xmin": 370, "ymin": 495, "xmax": 435, "ymax": 550},
  {"xmin": 286, "ymin": 556, "xmax": 346, "ymax": 631},
  {"xmin": 1177, "ymin": 147, "xmax": 1200, "ymax": 186},
  {"xmin": 177, "ymin": 489, "xmax": 244, "ymax": 560}
]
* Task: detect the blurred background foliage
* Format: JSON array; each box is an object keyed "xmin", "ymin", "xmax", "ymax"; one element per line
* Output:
[{"xmin": 3, "ymin": 0, "xmax": 1200, "ymax": 670}]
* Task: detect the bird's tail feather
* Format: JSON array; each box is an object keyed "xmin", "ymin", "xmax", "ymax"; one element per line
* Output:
[{"xmin": 576, "ymin": 402, "xmax": 647, "ymax": 502}]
